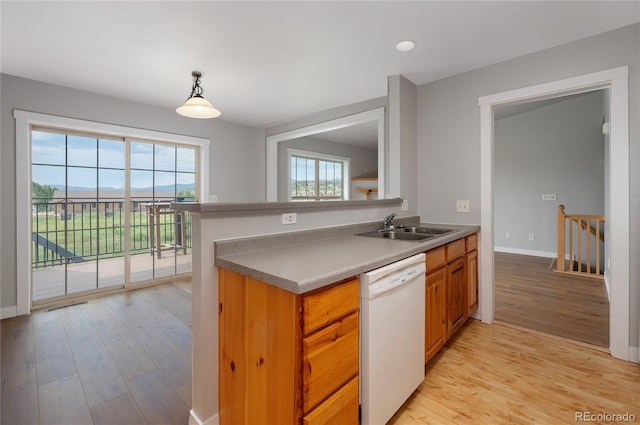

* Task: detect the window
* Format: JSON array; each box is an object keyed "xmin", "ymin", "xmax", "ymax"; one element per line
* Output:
[{"xmin": 289, "ymin": 150, "xmax": 348, "ymax": 201}]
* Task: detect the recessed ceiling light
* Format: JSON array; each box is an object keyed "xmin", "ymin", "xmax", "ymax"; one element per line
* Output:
[{"xmin": 395, "ymin": 40, "xmax": 415, "ymax": 52}]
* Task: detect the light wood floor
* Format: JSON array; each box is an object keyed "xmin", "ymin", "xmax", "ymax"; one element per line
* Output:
[
  {"xmin": 390, "ymin": 320, "xmax": 640, "ymax": 425},
  {"xmin": 494, "ymin": 252, "xmax": 609, "ymax": 348},
  {"xmin": 1, "ymin": 279, "xmax": 192, "ymax": 425},
  {"xmin": 3, "ymin": 274, "xmax": 632, "ymax": 425}
]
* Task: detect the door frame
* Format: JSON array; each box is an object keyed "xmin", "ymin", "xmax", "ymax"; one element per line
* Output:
[{"xmin": 478, "ymin": 66, "xmax": 631, "ymax": 361}]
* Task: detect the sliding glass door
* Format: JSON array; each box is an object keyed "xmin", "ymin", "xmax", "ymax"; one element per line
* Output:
[{"xmin": 30, "ymin": 128, "xmax": 196, "ymax": 305}]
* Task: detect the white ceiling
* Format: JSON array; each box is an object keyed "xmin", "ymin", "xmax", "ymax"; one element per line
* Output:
[{"xmin": 1, "ymin": 1, "xmax": 638, "ymax": 128}]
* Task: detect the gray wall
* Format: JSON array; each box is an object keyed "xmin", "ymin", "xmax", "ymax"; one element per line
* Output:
[
  {"xmin": 388, "ymin": 75, "xmax": 418, "ymax": 214},
  {"xmin": 494, "ymin": 91, "xmax": 604, "ymax": 256},
  {"xmin": 0, "ymin": 74, "xmax": 265, "ymax": 310},
  {"xmin": 277, "ymin": 136, "xmax": 377, "ymax": 200},
  {"xmin": 416, "ymin": 23, "xmax": 639, "ymax": 346}
]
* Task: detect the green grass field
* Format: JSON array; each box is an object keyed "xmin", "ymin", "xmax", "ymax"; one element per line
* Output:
[{"xmin": 32, "ymin": 210, "xmax": 191, "ymax": 266}]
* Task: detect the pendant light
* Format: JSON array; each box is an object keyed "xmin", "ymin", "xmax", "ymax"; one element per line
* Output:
[{"xmin": 176, "ymin": 71, "xmax": 221, "ymax": 119}]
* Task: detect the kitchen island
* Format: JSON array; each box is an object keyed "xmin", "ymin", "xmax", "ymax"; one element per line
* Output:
[{"xmin": 172, "ymin": 199, "xmax": 479, "ymax": 425}]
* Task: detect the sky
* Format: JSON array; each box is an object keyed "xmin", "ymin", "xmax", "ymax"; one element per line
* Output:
[{"xmin": 31, "ymin": 130, "xmax": 196, "ymax": 190}]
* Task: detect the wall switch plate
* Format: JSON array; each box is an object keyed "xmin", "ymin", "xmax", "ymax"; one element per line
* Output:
[
  {"xmin": 542, "ymin": 193, "xmax": 557, "ymax": 201},
  {"xmin": 529, "ymin": 233, "xmax": 535, "ymax": 241},
  {"xmin": 505, "ymin": 232, "xmax": 511, "ymax": 240},
  {"xmin": 209, "ymin": 195, "xmax": 218, "ymax": 203},
  {"xmin": 401, "ymin": 200, "xmax": 409, "ymax": 211},
  {"xmin": 282, "ymin": 213, "xmax": 297, "ymax": 225},
  {"xmin": 456, "ymin": 200, "xmax": 470, "ymax": 213}
]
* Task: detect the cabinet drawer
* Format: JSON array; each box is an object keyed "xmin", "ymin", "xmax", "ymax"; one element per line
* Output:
[
  {"xmin": 425, "ymin": 246, "xmax": 445, "ymax": 273},
  {"xmin": 303, "ymin": 376, "xmax": 359, "ymax": 425},
  {"xmin": 466, "ymin": 233, "xmax": 477, "ymax": 252},
  {"xmin": 303, "ymin": 278, "xmax": 359, "ymax": 335},
  {"xmin": 303, "ymin": 313, "xmax": 359, "ymax": 413},
  {"xmin": 445, "ymin": 239, "xmax": 465, "ymax": 263}
]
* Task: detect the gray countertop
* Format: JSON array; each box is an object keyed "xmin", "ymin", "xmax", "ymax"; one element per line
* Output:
[{"xmin": 215, "ymin": 223, "xmax": 480, "ymax": 294}]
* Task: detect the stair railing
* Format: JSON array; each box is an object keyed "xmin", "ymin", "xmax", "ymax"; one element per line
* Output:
[{"xmin": 556, "ymin": 204, "xmax": 605, "ymax": 277}]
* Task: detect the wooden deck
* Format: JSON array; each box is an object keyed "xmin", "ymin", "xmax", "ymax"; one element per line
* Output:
[{"xmin": 32, "ymin": 250, "xmax": 192, "ymax": 302}]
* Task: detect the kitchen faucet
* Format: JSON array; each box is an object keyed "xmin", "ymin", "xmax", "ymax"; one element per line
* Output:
[{"xmin": 382, "ymin": 213, "xmax": 396, "ymax": 230}]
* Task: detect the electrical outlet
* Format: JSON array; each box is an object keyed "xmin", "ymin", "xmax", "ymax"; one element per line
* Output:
[
  {"xmin": 209, "ymin": 195, "xmax": 218, "ymax": 203},
  {"xmin": 542, "ymin": 193, "xmax": 557, "ymax": 201},
  {"xmin": 529, "ymin": 233, "xmax": 535, "ymax": 241},
  {"xmin": 505, "ymin": 232, "xmax": 511, "ymax": 240},
  {"xmin": 402, "ymin": 200, "xmax": 409, "ymax": 212},
  {"xmin": 282, "ymin": 213, "xmax": 297, "ymax": 225},
  {"xmin": 456, "ymin": 200, "xmax": 470, "ymax": 213}
]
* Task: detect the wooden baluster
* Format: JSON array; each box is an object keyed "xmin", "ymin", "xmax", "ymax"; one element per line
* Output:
[
  {"xmin": 586, "ymin": 218, "xmax": 592, "ymax": 275},
  {"xmin": 596, "ymin": 218, "xmax": 601, "ymax": 275},
  {"xmin": 577, "ymin": 218, "xmax": 583, "ymax": 273},
  {"xmin": 569, "ymin": 217, "xmax": 574, "ymax": 272},
  {"xmin": 557, "ymin": 205, "xmax": 565, "ymax": 272}
]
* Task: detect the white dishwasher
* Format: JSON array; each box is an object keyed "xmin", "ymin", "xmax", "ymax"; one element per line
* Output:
[{"xmin": 360, "ymin": 253, "xmax": 426, "ymax": 425}]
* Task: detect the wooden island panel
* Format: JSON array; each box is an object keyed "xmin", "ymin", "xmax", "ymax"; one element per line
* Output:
[
  {"xmin": 218, "ymin": 268, "xmax": 359, "ymax": 425},
  {"xmin": 218, "ymin": 268, "xmax": 302, "ymax": 425}
]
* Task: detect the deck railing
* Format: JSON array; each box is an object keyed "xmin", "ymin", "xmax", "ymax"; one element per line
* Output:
[
  {"xmin": 556, "ymin": 204, "xmax": 604, "ymax": 278},
  {"xmin": 32, "ymin": 200, "xmax": 192, "ymax": 269}
]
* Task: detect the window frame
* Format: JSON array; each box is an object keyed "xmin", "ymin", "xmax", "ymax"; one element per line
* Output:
[{"xmin": 287, "ymin": 148, "xmax": 350, "ymax": 201}]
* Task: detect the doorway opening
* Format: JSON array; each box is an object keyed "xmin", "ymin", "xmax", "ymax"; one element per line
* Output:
[
  {"xmin": 478, "ymin": 66, "xmax": 630, "ymax": 361},
  {"xmin": 492, "ymin": 90, "xmax": 609, "ymax": 348}
]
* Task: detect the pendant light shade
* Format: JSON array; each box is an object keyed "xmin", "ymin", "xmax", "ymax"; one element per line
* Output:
[{"xmin": 176, "ymin": 71, "xmax": 221, "ymax": 119}]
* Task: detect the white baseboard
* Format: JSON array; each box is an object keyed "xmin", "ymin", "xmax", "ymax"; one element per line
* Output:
[
  {"xmin": 629, "ymin": 346, "xmax": 640, "ymax": 364},
  {"xmin": 189, "ymin": 409, "xmax": 219, "ymax": 425},
  {"xmin": 494, "ymin": 246, "xmax": 557, "ymax": 259},
  {"xmin": 1, "ymin": 306, "xmax": 17, "ymax": 320}
]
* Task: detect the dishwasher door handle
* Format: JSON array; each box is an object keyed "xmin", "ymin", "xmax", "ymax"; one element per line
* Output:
[{"xmin": 363, "ymin": 263, "xmax": 425, "ymax": 299}]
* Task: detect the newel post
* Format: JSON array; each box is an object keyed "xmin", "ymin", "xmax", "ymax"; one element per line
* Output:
[{"xmin": 557, "ymin": 205, "xmax": 566, "ymax": 272}]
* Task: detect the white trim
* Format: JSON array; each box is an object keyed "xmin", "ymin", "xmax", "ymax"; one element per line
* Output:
[
  {"xmin": 287, "ymin": 148, "xmax": 351, "ymax": 201},
  {"xmin": 266, "ymin": 107, "xmax": 385, "ymax": 201},
  {"xmin": 494, "ymin": 246, "xmax": 557, "ymax": 259},
  {"xmin": 13, "ymin": 110, "xmax": 210, "ymax": 316},
  {"xmin": 629, "ymin": 347, "xmax": 640, "ymax": 364},
  {"xmin": 1, "ymin": 306, "xmax": 18, "ymax": 320},
  {"xmin": 189, "ymin": 409, "xmax": 219, "ymax": 425},
  {"xmin": 478, "ymin": 66, "xmax": 630, "ymax": 361},
  {"xmin": 479, "ymin": 104, "xmax": 494, "ymax": 324}
]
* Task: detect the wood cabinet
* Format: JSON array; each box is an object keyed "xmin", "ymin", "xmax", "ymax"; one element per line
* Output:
[
  {"xmin": 424, "ymin": 264, "xmax": 446, "ymax": 363},
  {"xmin": 424, "ymin": 232, "xmax": 479, "ymax": 363},
  {"xmin": 466, "ymin": 248, "xmax": 478, "ymax": 315},
  {"xmin": 446, "ymin": 257, "xmax": 467, "ymax": 339},
  {"xmin": 218, "ymin": 268, "xmax": 359, "ymax": 425}
]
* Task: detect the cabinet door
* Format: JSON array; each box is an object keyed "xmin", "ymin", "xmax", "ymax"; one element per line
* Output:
[
  {"xmin": 446, "ymin": 257, "xmax": 467, "ymax": 339},
  {"xmin": 466, "ymin": 250, "xmax": 478, "ymax": 315},
  {"xmin": 425, "ymin": 267, "xmax": 446, "ymax": 363}
]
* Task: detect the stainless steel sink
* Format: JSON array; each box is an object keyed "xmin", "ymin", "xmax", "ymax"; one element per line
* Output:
[
  {"xmin": 398, "ymin": 226, "xmax": 453, "ymax": 235},
  {"xmin": 356, "ymin": 225, "xmax": 454, "ymax": 242},
  {"xmin": 355, "ymin": 230, "xmax": 435, "ymax": 241}
]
